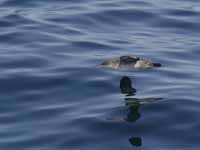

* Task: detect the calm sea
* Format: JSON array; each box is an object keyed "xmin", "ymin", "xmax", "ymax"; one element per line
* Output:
[{"xmin": 0, "ymin": 0, "xmax": 200, "ymax": 149}]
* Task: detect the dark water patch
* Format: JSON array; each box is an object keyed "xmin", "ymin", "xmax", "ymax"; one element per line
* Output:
[
  {"xmin": 108, "ymin": 39, "xmax": 132, "ymax": 45},
  {"xmin": 95, "ymin": 2, "xmax": 122, "ymax": 9},
  {"xmin": 96, "ymin": 0, "xmax": 153, "ymax": 9},
  {"xmin": 0, "ymin": 74, "xmax": 71, "ymax": 94},
  {"xmin": 53, "ymin": 15, "xmax": 100, "ymax": 32},
  {"xmin": 162, "ymin": 8, "xmax": 200, "ymax": 17},
  {"xmin": 124, "ymin": 0, "xmax": 153, "ymax": 6},
  {"xmin": 152, "ymin": 16, "xmax": 200, "ymax": 33},
  {"xmin": 0, "ymin": 30, "xmax": 64, "ymax": 45},
  {"xmin": 0, "ymin": 55, "xmax": 49, "ymax": 69},
  {"xmin": 0, "ymin": 20, "xmax": 14, "ymax": 27},
  {"xmin": 0, "ymin": 0, "xmax": 89, "ymax": 7},
  {"xmin": 0, "ymin": 0, "xmax": 37, "ymax": 7},
  {"xmin": 70, "ymin": 40, "xmax": 117, "ymax": 51},
  {"xmin": 22, "ymin": 21, "xmax": 84, "ymax": 37},
  {"xmin": 86, "ymin": 9, "xmax": 157, "ymax": 24},
  {"xmin": 0, "ymin": 31, "xmax": 29, "ymax": 44},
  {"xmin": 1, "ymin": 13, "xmax": 37, "ymax": 26}
]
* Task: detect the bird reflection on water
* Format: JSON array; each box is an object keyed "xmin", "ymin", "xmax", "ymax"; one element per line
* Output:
[
  {"xmin": 120, "ymin": 76, "xmax": 162, "ymax": 123},
  {"xmin": 114, "ymin": 76, "xmax": 162, "ymax": 148},
  {"xmin": 120, "ymin": 76, "xmax": 136, "ymax": 96}
]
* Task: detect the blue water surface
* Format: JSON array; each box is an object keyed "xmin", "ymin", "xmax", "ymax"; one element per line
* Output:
[{"xmin": 0, "ymin": 0, "xmax": 200, "ymax": 149}]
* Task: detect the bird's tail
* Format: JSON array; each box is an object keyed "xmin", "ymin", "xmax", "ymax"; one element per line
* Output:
[{"xmin": 152, "ymin": 63, "xmax": 162, "ymax": 67}]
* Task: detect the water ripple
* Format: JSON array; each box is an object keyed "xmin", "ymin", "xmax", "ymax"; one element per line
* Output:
[{"xmin": 0, "ymin": 0, "xmax": 200, "ymax": 149}]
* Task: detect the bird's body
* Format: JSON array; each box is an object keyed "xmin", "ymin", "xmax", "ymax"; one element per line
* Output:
[{"xmin": 101, "ymin": 55, "xmax": 161, "ymax": 69}]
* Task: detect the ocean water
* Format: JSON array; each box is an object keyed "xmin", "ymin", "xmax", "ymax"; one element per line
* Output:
[{"xmin": 0, "ymin": 0, "xmax": 200, "ymax": 149}]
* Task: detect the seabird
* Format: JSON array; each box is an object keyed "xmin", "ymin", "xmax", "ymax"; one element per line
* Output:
[{"xmin": 101, "ymin": 55, "xmax": 161, "ymax": 69}]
